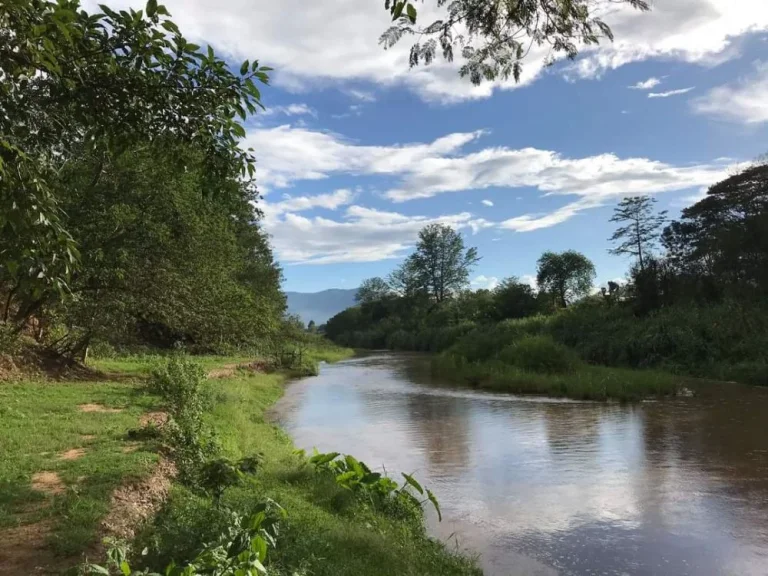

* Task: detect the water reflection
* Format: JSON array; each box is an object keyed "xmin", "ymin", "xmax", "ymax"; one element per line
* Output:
[{"xmin": 271, "ymin": 353, "xmax": 768, "ymax": 576}]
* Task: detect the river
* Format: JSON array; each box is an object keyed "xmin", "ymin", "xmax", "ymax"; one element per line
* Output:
[{"xmin": 271, "ymin": 353, "xmax": 768, "ymax": 576}]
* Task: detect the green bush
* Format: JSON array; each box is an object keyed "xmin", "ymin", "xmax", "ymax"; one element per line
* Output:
[
  {"xmin": 0, "ymin": 323, "xmax": 21, "ymax": 355},
  {"xmin": 498, "ymin": 335, "xmax": 581, "ymax": 374}
]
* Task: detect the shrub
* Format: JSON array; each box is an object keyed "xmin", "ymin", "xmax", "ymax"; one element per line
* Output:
[{"xmin": 498, "ymin": 335, "xmax": 581, "ymax": 374}]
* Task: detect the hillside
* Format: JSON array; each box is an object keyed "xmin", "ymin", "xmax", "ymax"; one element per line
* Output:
[{"xmin": 286, "ymin": 288, "xmax": 358, "ymax": 325}]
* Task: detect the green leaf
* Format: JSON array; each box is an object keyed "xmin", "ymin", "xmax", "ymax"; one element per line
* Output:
[
  {"xmin": 392, "ymin": 1, "xmax": 405, "ymax": 20},
  {"xmin": 250, "ymin": 536, "xmax": 267, "ymax": 562},
  {"xmin": 88, "ymin": 566, "xmax": 110, "ymax": 575},
  {"xmin": 401, "ymin": 472, "xmax": 424, "ymax": 495},
  {"xmin": 120, "ymin": 560, "xmax": 132, "ymax": 576},
  {"xmin": 406, "ymin": 3, "xmax": 417, "ymax": 24},
  {"xmin": 427, "ymin": 488, "xmax": 442, "ymax": 521},
  {"xmin": 240, "ymin": 60, "xmax": 249, "ymax": 75},
  {"xmin": 146, "ymin": 0, "xmax": 157, "ymax": 16}
]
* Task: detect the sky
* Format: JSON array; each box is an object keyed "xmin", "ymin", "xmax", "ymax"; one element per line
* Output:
[{"xmin": 92, "ymin": 0, "xmax": 768, "ymax": 292}]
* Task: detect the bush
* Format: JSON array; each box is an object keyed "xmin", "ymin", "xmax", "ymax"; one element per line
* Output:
[
  {"xmin": 0, "ymin": 323, "xmax": 21, "ymax": 355},
  {"xmin": 148, "ymin": 356, "xmax": 220, "ymax": 484},
  {"xmin": 498, "ymin": 335, "xmax": 581, "ymax": 374}
]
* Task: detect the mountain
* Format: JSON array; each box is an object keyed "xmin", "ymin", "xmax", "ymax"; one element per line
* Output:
[{"xmin": 285, "ymin": 288, "xmax": 357, "ymax": 325}]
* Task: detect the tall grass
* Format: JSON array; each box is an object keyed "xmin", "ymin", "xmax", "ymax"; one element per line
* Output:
[{"xmin": 433, "ymin": 352, "xmax": 680, "ymax": 401}]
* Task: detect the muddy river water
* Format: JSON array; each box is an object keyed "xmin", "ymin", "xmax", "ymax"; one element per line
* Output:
[{"xmin": 271, "ymin": 353, "xmax": 768, "ymax": 575}]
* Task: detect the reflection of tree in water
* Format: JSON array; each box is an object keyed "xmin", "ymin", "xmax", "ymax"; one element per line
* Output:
[
  {"xmin": 405, "ymin": 393, "xmax": 472, "ymax": 476},
  {"xmin": 541, "ymin": 404, "xmax": 604, "ymax": 457}
]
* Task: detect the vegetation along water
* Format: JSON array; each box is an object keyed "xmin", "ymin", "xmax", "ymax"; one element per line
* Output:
[{"xmin": 1, "ymin": 0, "xmax": 767, "ymax": 574}]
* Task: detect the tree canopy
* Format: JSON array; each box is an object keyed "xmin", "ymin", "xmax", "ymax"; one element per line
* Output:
[
  {"xmin": 381, "ymin": 0, "xmax": 650, "ymax": 85},
  {"xmin": 609, "ymin": 196, "xmax": 667, "ymax": 271},
  {"xmin": 536, "ymin": 251, "xmax": 596, "ymax": 308}
]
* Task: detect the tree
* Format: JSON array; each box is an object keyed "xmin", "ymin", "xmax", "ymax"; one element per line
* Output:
[
  {"xmin": 380, "ymin": 0, "xmax": 650, "ymax": 86},
  {"xmin": 493, "ymin": 277, "xmax": 539, "ymax": 320},
  {"xmin": 536, "ymin": 251, "xmax": 595, "ymax": 308},
  {"xmin": 608, "ymin": 196, "xmax": 667, "ymax": 271},
  {"xmin": 356, "ymin": 277, "xmax": 393, "ymax": 304},
  {"xmin": 307, "ymin": 320, "xmax": 316, "ymax": 332},
  {"xmin": 397, "ymin": 224, "xmax": 480, "ymax": 302},
  {"xmin": 662, "ymin": 162, "xmax": 768, "ymax": 295},
  {"xmin": 1, "ymin": 0, "xmax": 270, "ymax": 326}
]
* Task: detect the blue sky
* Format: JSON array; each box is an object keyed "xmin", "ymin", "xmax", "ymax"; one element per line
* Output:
[{"xmin": 92, "ymin": 0, "xmax": 768, "ymax": 292}]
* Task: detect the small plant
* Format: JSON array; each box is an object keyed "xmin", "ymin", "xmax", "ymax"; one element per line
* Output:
[
  {"xmin": 199, "ymin": 455, "xmax": 262, "ymax": 503},
  {"xmin": 148, "ymin": 356, "xmax": 220, "ymax": 485},
  {"xmin": 304, "ymin": 450, "xmax": 442, "ymax": 521},
  {"xmin": 80, "ymin": 502, "xmax": 286, "ymax": 575}
]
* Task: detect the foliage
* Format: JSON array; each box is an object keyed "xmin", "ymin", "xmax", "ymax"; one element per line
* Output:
[
  {"xmin": 391, "ymin": 223, "xmax": 480, "ymax": 302},
  {"xmin": 0, "ymin": 0, "xmax": 270, "ymax": 313},
  {"xmin": 492, "ymin": 277, "xmax": 541, "ymax": 320},
  {"xmin": 536, "ymin": 250, "xmax": 596, "ymax": 308},
  {"xmin": 304, "ymin": 451, "xmax": 442, "ymax": 521},
  {"xmin": 356, "ymin": 277, "xmax": 393, "ymax": 304},
  {"xmin": 609, "ymin": 195, "xmax": 668, "ymax": 271},
  {"xmin": 148, "ymin": 356, "xmax": 220, "ymax": 485},
  {"xmin": 81, "ymin": 503, "xmax": 286, "ymax": 575},
  {"xmin": 380, "ymin": 0, "xmax": 650, "ymax": 85},
  {"xmin": 498, "ymin": 335, "xmax": 581, "ymax": 374}
]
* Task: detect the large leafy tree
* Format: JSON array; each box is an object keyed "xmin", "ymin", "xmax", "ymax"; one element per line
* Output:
[
  {"xmin": 397, "ymin": 224, "xmax": 480, "ymax": 302},
  {"xmin": 608, "ymin": 196, "xmax": 667, "ymax": 272},
  {"xmin": 356, "ymin": 277, "xmax": 393, "ymax": 304},
  {"xmin": 49, "ymin": 141, "xmax": 284, "ymax": 358},
  {"xmin": 0, "ymin": 0, "xmax": 270, "ymax": 324},
  {"xmin": 381, "ymin": 0, "xmax": 650, "ymax": 85},
  {"xmin": 536, "ymin": 250, "xmax": 595, "ymax": 308},
  {"xmin": 662, "ymin": 163, "xmax": 768, "ymax": 294},
  {"xmin": 493, "ymin": 277, "xmax": 539, "ymax": 320}
]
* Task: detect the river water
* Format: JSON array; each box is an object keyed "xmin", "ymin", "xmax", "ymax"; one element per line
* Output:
[{"xmin": 271, "ymin": 353, "xmax": 768, "ymax": 576}]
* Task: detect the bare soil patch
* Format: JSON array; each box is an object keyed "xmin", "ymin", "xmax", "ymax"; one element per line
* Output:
[
  {"xmin": 78, "ymin": 403, "xmax": 122, "ymax": 413},
  {"xmin": 122, "ymin": 442, "xmax": 141, "ymax": 453},
  {"xmin": 138, "ymin": 411, "xmax": 168, "ymax": 428},
  {"xmin": 58, "ymin": 448, "xmax": 86, "ymax": 461},
  {"xmin": 101, "ymin": 459, "xmax": 176, "ymax": 540},
  {"xmin": 31, "ymin": 472, "xmax": 65, "ymax": 495},
  {"xmin": 208, "ymin": 361, "xmax": 267, "ymax": 379},
  {"xmin": 0, "ymin": 520, "xmax": 59, "ymax": 576}
]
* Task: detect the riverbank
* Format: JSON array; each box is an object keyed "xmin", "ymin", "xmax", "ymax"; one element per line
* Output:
[
  {"xmin": 0, "ymin": 350, "xmax": 479, "ymax": 575},
  {"xmin": 432, "ymin": 352, "xmax": 681, "ymax": 401}
]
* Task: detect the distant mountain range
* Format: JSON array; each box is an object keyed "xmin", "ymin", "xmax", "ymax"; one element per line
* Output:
[{"xmin": 285, "ymin": 288, "xmax": 357, "ymax": 325}]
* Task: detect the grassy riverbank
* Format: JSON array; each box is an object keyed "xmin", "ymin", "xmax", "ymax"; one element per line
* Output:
[
  {"xmin": 432, "ymin": 353, "xmax": 680, "ymax": 401},
  {"xmin": 0, "ymin": 349, "xmax": 479, "ymax": 576}
]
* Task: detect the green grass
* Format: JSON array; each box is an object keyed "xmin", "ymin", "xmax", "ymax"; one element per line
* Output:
[
  {"xmin": 89, "ymin": 354, "xmax": 254, "ymax": 377},
  {"xmin": 134, "ymin": 370, "xmax": 478, "ymax": 576},
  {"xmin": 0, "ymin": 378, "xmax": 161, "ymax": 555},
  {"xmin": 2, "ymin": 343, "xmax": 476, "ymax": 575},
  {"xmin": 432, "ymin": 353, "xmax": 681, "ymax": 401}
]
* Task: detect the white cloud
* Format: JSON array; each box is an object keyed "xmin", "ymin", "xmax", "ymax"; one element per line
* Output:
[
  {"xmin": 692, "ymin": 61, "xmax": 768, "ymax": 124},
  {"xmin": 261, "ymin": 103, "xmax": 316, "ymax": 117},
  {"xmin": 264, "ymin": 205, "xmax": 489, "ymax": 264},
  {"xmin": 567, "ymin": 0, "xmax": 768, "ymax": 81},
  {"xmin": 520, "ymin": 275, "xmax": 538, "ymax": 290},
  {"xmin": 345, "ymin": 89, "xmax": 376, "ymax": 102},
  {"xmin": 264, "ymin": 189, "xmax": 354, "ymax": 216},
  {"xmin": 629, "ymin": 77, "xmax": 662, "ymax": 90},
  {"xmin": 249, "ymin": 125, "xmax": 731, "ymax": 206},
  {"xmin": 471, "ymin": 275, "xmax": 500, "ymax": 290},
  {"xmin": 83, "ymin": 0, "xmax": 768, "ymax": 102},
  {"xmin": 481, "ymin": 199, "xmax": 494, "ymax": 207},
  {"xmin": 648, "ymin": 87, "xmax": 695, "ymax": 98},
  {"xmin": 248, "ymin": 124, "xmax": 735, "ymax": 235}
]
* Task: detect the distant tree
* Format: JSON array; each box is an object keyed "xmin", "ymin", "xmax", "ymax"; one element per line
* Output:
[
  {"xmin": 536, "ymin": 251, "xmax": 596, "ymax": 308},
  {"xmin": 493, "ymin": 277, "xmax": 539, "ymax": 320},
  {"xmin": 609, "ymin": 196, "xmax": 667, "ymax": 272},
  {"xmin": 307, "ymin": 320, "xmax": 316, "ymax": 332},
  {"xmin": 662, "ymin": 163, "xmax": 768, "ymax": 294},
  {"xmin": 380, "ymin": 0, "xmax": 650, "ymax": 86},
  {"xmin": 397, "ymin": 224, "xmax": 480, "ymax": 302},
  {"xmin": 356, "ymin": 277, "xmax": 392, "ymax": 304}
]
